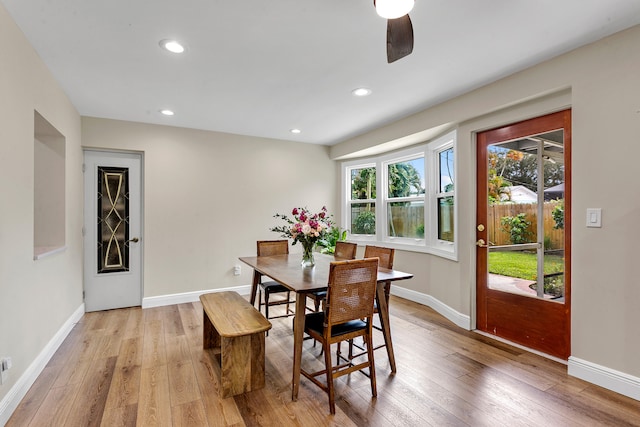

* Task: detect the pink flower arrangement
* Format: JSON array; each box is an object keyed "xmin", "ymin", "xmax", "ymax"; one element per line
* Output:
[{"xmin": 271, "ymin": 206, "xmax": 334, "ymax": 249}]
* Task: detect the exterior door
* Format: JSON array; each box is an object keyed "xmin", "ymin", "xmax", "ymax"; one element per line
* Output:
[
  {"xmin": 476, "ymin": 110, "xmax": 571, "ymax": 359},
  {"xmin": 84, "ymin": 150, "xmax": 142, "ymax": 312}
]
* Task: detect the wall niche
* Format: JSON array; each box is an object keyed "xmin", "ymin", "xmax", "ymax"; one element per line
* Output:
[{"xmin": 34, "ymin": 111, "xmax": 66, "ymax": 259}]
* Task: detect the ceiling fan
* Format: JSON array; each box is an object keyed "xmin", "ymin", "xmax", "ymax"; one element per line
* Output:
[{"xmin": 374, "ymin": 0, "xmax": 415, "ymax": 63}]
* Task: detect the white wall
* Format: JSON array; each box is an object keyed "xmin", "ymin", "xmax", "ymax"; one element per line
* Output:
[
  {"xmin": 332, "ymin": 25, "xmax": 640, "ymax": 393},
  {"xmin": 81, "ymin": 118, "xmax": 339, "ymax": 299},
  {"xmin": 0, "ymin": 2, "xmax": 83, "ymax": 412}
]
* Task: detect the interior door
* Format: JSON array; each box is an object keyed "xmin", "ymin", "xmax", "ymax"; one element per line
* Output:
[
  {"xmin": 476, "ymin": 110, "xmax": 571, "ymax": 359},
  {"xmin": 84, "ymin": 150, "xmax": 142, "ymax": 312}
]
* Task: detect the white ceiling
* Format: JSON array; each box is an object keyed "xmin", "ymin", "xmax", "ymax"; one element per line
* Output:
[{"xmin": 3, "ymin": 0, "xmax": 640, "ymax": 145}]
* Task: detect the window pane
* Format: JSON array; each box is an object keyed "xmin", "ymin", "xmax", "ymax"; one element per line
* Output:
[
  {"xmin": 351, "ymin": 167, "xmax": 376, "ymax": 200},
  {"xmin": 438, "ymin": 197, "xmax": 454, "ymax": 242},
  {"xmin": 387, "ymin": 158, "xmax": 425, "ymax": 198},
  {"xmin": 439, "ymin": 148, "xmax": 454, "ymax": 193},
  {"xmin": 351, "ymin": 203, "xmax": 376, "ymax": 234},
  {"xmin": 387, "ymin": 201, "xmax": 424, "ymax": 238}
]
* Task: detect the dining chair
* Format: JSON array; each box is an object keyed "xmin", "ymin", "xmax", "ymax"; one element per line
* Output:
[
  {"xmin": 301, "ymin": 258, "xmax": 379, "ymax": 414},
  {"xmin": 348, "ymin": 245, "xmax": 395, "ymax": 358},
  {"xmin": 256, "ymin": 240, "xmax": 295, "ymax": 324},
  {"xmin": 307, "ymin": 241, "xmax": 357, "ymax": 312}
]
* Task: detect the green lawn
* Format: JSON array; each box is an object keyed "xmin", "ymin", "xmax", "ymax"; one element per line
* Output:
[{"xmin": 488, "ymin": 251, "xmax": 564, "ymax": 280}]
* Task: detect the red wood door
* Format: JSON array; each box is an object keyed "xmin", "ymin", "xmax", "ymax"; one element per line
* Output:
[{"xmin": 476, "ymin": 110, "xmax": 571, "ymax": 359}]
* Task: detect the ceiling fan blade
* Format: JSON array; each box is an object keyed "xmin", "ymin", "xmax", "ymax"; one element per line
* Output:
[{"xmin": 387, "ymin": 14, "xmax": 414, "ymax": 63}]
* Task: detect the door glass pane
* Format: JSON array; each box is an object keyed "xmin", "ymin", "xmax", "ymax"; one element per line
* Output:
[
  {"xmin": 97, "ymin": 166, "xmax": 130, "ymax": 273},
  {"xmin": 486, "ymin": 130, "xmax": 565, "ymax": 302}
]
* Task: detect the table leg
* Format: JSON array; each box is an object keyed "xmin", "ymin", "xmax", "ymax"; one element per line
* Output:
[
  {"xmin": 376, "ymin": 282, "xmax": 396, "ymax": 373},
  {"xmin": 249, "ymin": 270, "xmax": 260, "ymax": 305},
  {"xmin": 291, "ymin": 293, "xmax": 307, "ymax": 401}
]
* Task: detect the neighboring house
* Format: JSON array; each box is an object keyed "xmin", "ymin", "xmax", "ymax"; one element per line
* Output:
[
  {"xmin": 501, "ymin": 185, "xmax": 537, "ymax": 203},
  {"xmin": 544, "ymin": 183, "xmax": 565, "ymax": 201}
]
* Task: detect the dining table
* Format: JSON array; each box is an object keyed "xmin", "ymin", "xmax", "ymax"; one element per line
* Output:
[{"xmin": 239, "ymin": 252, "xmax": 413, "ymax": 401}]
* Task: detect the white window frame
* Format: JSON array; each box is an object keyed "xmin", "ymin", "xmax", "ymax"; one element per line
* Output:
[
  {"xmin": 343, "ymin": 161, "xmax": 378, "ymax": 243},
  {"xmin": 341, "ymin": 130, "xmax": 457, "ymax": 260},
  {"xmin": 381, "ymin": 151, "xmax": 426, "ymax": 246}
]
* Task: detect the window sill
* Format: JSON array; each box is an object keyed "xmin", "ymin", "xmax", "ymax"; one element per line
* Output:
[
  {"xmin": 350, "ymin": 238, "xmax": 457, "ymax": 261},
  {"xmin": 34, "ymin": 245, "xmax": 67, "ymax": 260}
]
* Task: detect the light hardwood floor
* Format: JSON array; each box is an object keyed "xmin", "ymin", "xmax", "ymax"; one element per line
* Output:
[{"xmin": 7, "ymin": 296, "xmax": 640, "ymax": 426}]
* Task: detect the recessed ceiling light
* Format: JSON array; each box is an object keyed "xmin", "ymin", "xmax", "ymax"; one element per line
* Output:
[
  {"xmin": 159, "ymin": 39, "xmax": 185, "ymax": 54},
  {"xmin": 290, "ymin": 129, "xmax": 302, "ymax": 134},
  {"xmin": 160, "ymin": 109, "xmax": 175, "ymax": 116},
  {"xmin": 352, "ymin": 87, "xmax": 372, "ymax": 97}
]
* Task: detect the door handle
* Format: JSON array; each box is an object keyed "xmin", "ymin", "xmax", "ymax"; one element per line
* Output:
[
  {"xmin": 127, "ymin": 237, "xmax": 140, "ymax": 243},
  {"xmin": 476, "ymin": 239, "xmax": 489, "ymax": 248}
]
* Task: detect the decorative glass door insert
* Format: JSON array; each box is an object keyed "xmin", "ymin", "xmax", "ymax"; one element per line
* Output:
[{"xmin": 97, "ymin": 166, "xmax": 130, "ymax": 273}]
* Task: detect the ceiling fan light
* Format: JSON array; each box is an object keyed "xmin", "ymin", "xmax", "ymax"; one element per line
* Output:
[{"xmin": 376, "ymin": 0, "xmax": 414, "ymax": 19}]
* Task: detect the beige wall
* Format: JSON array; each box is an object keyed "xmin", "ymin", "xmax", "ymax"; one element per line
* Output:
[
  {"xmin": 0, "ymin": 4, "xmax": 83, "ymax": 405},
  {"xmin": 81, "ymin": 118, "xmax": 339, "ymax": 298},
  {"xmin": 332, "ymin": 26, "xmax": 640, "ymax": 378}
]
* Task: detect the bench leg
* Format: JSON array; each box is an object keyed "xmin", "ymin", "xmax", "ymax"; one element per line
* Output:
[
  {"xmin": 203, "ymin": 308, "xmax": 221, "ymax": 349},
  {"xmin": 220, "ymin": 333, "xmax": 266, "ymax": 398}
]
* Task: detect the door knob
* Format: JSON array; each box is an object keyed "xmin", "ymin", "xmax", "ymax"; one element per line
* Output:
[{"xmin": 127, "ymin": 237, "xmax": 140, "ymax": 243}]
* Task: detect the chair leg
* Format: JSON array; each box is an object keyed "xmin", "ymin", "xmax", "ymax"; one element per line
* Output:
[
  {"xmin": 264, "ymin": 290, "xmax": 270, "ymax": 336},
  {"xmin": 324, "ymin": 341, "xmax": 336, "ymax": 415},
  {"xmin": 285, "ymin": 291, "xmax": 290, "ymax": 314},
  {"xmin": 365, "ymin": 330, "xmax": 377, "ymax": 398}
]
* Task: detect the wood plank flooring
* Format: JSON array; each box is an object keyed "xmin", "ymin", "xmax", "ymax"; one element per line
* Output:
[{"xmin": 7, "ymin": 296, "xmax": 640, "ymax": 426}]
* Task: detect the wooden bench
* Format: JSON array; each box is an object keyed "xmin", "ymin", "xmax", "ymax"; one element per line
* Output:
[{"xmin": 199, "ymin": 291, "xmax": 272, "ymax": 398}]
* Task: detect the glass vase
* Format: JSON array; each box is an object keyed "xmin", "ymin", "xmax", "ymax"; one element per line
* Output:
[{"xmin": 301, "ymin": 241, "xmax": 315, "ymax": 267}]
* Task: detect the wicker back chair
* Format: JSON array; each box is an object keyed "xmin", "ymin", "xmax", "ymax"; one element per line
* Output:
[
  {"xmin": 334, "ymin": 241, "xmax": 357, "ymax": 260},
  {"xmin": 348, "ymin": 245, "xmax": 395, "ymax": 359},
  {"xmin": 301, "ymin": 258, "xmax": 379, "ymax": 414},
  {"xmin": 307, "ymin": 241, "xmax": 358, "ymax": 312},
  {"xmin": 256, "ymin": 240, "xmax": 294, "ymax": 324},
  {"xmin": 363, "ymin": 245, "xmax": 394, "ymax": 270}
]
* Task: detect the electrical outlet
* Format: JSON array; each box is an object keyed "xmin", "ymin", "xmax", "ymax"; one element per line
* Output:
[
  {"xmin": 0, "ymin": 357, "xmax": 10, "ymax": 384},
  {"xmin": 233, "ymin": 265, "xmax": 241, "ymax": 276}
]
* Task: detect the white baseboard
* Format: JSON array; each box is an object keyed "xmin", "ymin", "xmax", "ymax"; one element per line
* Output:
[
  {"xmin": 568, "ymin": 356, "xmax": 640, "ymax": 401},
  {"xmin": 392, "ymin": 287, "xmax": 639, "ymax": 402},
  {"xmin": 142, "ymin": 285, "xmax": 251, "ymax": 308},
  {"xmin": 390, "ymin": 285, "xmax": 471, "ymax": 330},
  {"xmin": 0, "ymin": 303, "xmax": 85, "ymax": 427}
]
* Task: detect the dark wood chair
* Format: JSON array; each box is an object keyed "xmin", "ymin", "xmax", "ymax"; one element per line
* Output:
[
  {"xmin": 348, "ymin": 245, "xmax": 395, "ymax": 358},
  {"xmin": 256, "ymin": 240, "xmax": 295, "ymax": 323},
  {"xmin": 301, "ymin": 258, "xmax": 379, "ymax": 414},
  {"xmin": 307, "ymin": 241, "xmax": 357, "ymax": 312}
]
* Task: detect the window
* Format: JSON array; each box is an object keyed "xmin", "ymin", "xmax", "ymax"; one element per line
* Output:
[
  {"xmin": 342, "ymin": 131, "xmax": 456, "ymax": 259},
  {"xmin": 348, "ymin": 164, "xmax": 377, "ymax": 238}
]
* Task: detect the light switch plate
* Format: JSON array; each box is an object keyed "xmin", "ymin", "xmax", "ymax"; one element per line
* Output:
[{"xmin": 586, "ymin": 208, "xmax": 602, "ymax": 228}]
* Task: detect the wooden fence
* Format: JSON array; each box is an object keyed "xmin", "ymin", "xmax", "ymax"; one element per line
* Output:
[
  {"xmin": 488, "ymin": 201, "xmax": 564, "ymax": 248},
  {"xmin": 353, "ymin": 201, "xmax": 563, "ymax": 248}
]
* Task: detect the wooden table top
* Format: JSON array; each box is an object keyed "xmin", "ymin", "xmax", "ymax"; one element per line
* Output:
[{"xmin": 239, "ymin": 253, "xmax": 413, "ymax": 294}]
